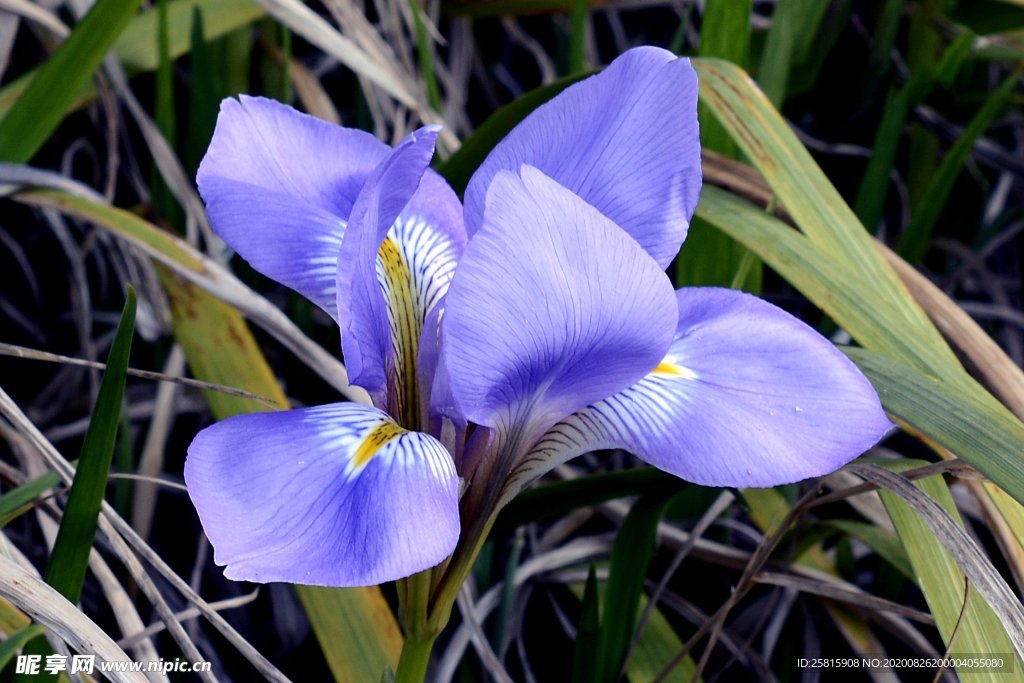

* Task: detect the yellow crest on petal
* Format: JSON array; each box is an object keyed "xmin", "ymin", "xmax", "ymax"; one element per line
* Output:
[
  {"xmin": 653, "ymin": 360, "xmax": 697, "ymax": 380},
  {"xmin": 354, "ymin": 421, "xmax": 407, "ymax": 467}
]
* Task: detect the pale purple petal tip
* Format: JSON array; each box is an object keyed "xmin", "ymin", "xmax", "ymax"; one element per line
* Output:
[
  {"xmin": 197, "ymin": 96, "xmax": 389, "ymax": 317},
  {"xmin": 464, "ymin": 46, "xmax": 701, "ymax": 268}
]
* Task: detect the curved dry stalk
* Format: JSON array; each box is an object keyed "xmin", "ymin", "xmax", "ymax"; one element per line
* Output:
[
  {"xmin": 8, "ymin": 436, "xmax": 161, "ymax": 666},
  {"xmin": 107, "ymin": 473, "xmax": 187, "ymax": 492},
  {"xmin": 251, "ymin": 0, "xmax": 438, "ymax": 125},
  {"xmin": 0, "ymin": 386, "xmax": 292, "ymax": 683},
  {"xmin": 6, "ymin": 177, "xmax": 370, "ymax": 405},
  {"xmin": 821, "ymin": 466, "xmax": 894, "ymax": 529},
  {"xmin": 647, "ymin": 586, "xmax": 774, "ymax": 679},
  {"xmin": 40, "ymin": 208, "xmax": 100, "ymax": 399},
  {"xmin": 132, "ymin": 345, "xmax": 185, "ymax": 539},
  {"xmin": 0, "ymin": 13, "xmax": 18, "ymax": 81},
  {"xmin": 117, "ymin": 591, "xmax": 260, "ymax": 650},
  {"xmin": 0, "ymin": 342, "xmax": 276, "ymax": 406},
  {"xmin": 0, "ymin": 555, "xmax": 150, "ymax": 683},
  {"xmin": 436, "ymin": 537, "xmax": 610, "ymax": 682},
  {"xmin": 103, "ymin": 61, "xmax": 211, "ymax": 248},
  {"xmin": 0, "ymin": 0, "xmax": 67, "ymax": 38},
  {"xmin": 753, "ymin": 572, "xmax": 934, "ymax": 624},
  {"xmin": 849, "ymin": 463, "xmax": 1024, "ymax": 661},
  {"xmin": 1, "ymin": 390, "xmax": 213, "ymax": 681},
  {"xmin": 624, "ymin": 490, "xmax": 735, "ymax": 675},
  {"xmin": 455, "ymin": 587, "xmax": 515, "ymax": 683},
  {"xmin": 878, "ymin": 242, "xmax": 1024, "ymax": 421},
  {"xmin": 263, "ymin": 41, "xmax": 341, "ymax": 124},
  {"xmin": 0, "ymin": 163, "xmax": 106, "ymax": 201},
  {"xmin": 26, "ymin": 495, "xmax": 167, "ymax": 677}
]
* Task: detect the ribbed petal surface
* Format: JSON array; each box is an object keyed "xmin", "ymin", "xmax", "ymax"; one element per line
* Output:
[{"xmin": 444, "ymin": 166, "xmax": 677, "ymax": 442}]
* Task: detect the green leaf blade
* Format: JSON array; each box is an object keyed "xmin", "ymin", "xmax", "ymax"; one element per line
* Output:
[
  {"xmin": 43, "ymin": 287, "xmax": 137, "ymax": 602},
  {"xmin": 846, "ymin": 348, "xmax": 1024, "ymax": 505},
  {"xmin": 897, "ymin": 69, "xmax": 1019, "ymax": 262},
  {"xmin": 571, "ymin": 565, "xmax": 601, "ymax": 683},
  {"xmin": 693, "ymin": 57, "xmax": 953, "ymax": 361},
  {"xmin": 597, "ymin": 492, "xmax": 675, "ymax": 682},
  {"xmin": 0, "ymin": 0, "xmax": 141, "ymax": 163},
  {"xmin": 675, "ymin": 0, "xmax": 761, "ymax": 292},
  {"xmin": 877, "ymin": 462, "xmax": 1021, "ymax": 678},
  {"xmin": 0, "ymin": 472, "xmax": 61, "ymax": 528}
]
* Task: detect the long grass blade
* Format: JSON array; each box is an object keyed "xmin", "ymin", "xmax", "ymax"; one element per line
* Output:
[
  {"xmin": 13, "ymin": 289, "xmax": 136, "ymax": 681},
  {"xmin": 0, "ymin": 556, "xmax": 146, "ymax": 683},
  {"xmin": 675, "ymin": 0, "xmax": 759, "ymax": 292},
  {"xmin": 0, "ymin": 624, "xmax": 46, "ymax": 670},
  {"xmin": 12, "ymin": 187, "xmax": 368, "ymax": 403},
  {"xmin": 43, "ymin": 287, "xmax": 136, "ymax": 602},
  {"xmin": 0, "ymin": 472, "xmax": 60, "ymax": 527},
  {"xmin": 571, "ymin": 565, "xmax": 601, "ymax": 683},
  {"xmin": 845, "ymin": 348, "xmax": 1024, "ymax": 494},
  {"xmin": 861, "ymin": 462, "xmax": 1024, "ymax": 669},
  {"xmin": 897, "ymin": 69, "xmax": 1019, "ymax": 262},
  {"xmin": 0, "ymin": 0, "xmax": 140, "ymax": 162},
  {"xmin": 597, "ymin": 492, "xmax": 676, "ymax": 682},
  {"xmin": 0, "ymin": 0, "xmax": 265, "ymax": 119},
  {"xmin": 694, "ymin": 58, "xmax": 952, "ymax": 359},
  {"xmin": 757, "ymin": 0, "xmax": 827, "ymax": 106},
  {"xmin": 407, "ymin": 0, "xmax": 441, "ymax": 111}
]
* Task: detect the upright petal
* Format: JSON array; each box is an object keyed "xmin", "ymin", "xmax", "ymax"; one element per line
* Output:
[
  {"xmin": 185, "ymin": 403, "xmax": 460, "ymax": 586},
  {"xmin": 336, "ymin": 127, "xmax": 466, "ymax": 424},
  {"xmin": 464, "ymin": 47, "xmax": 700, "ymax": 268},
  {"xmin": 401, "ymin": 172, "xmax": 467, "ymax": 423},
  {"xmin": 198, "ymin": 96, "xmax": 390, "ymax": 316},
  {"xmin": 443, "ymin": 166, "xmax": 677, "ymax": 443},
  {"xmin": 514, "ymin": 288, "xmax": 893, "ymax": 498}
]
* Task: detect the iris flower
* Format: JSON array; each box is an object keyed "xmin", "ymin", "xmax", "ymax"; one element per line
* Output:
[{"xmin": 185, "ymin": 47, "xmax": 891, "ymax": 594}]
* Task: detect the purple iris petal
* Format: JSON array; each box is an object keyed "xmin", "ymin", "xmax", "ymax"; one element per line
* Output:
[
  {"xmin": 463, "ymin": 46, "xmax": 700, "ymax": 269},
  {"xmin": 197, "ymin": 96, "xmax": 390, "ymax": 317},
  {"xmin": 335, "ymin": 127, "xmax": 466, "ymax": 420},
  {"xmin": 335, "ymin": 126, "xmax": 438, "ymax": 404},
  {"xmin": 521, "ymin": 288, "xmax": 893, "ymax": 491},
  {"xmin": 386, "ymin": 172, "xmax": 467, "ymax": 422},
  {"xmin": 185, "ymin": 403, "xmax": 459, "ymax": 586},
  {"xmin": 443, "ymin": 165, "xmax": 677, "ymax": 441}
]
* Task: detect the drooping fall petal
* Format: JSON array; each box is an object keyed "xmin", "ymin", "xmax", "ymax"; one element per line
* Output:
[
  {"xmin": 185, "ymin": 403, "xmax": 459, "ymax": 586},
  {"xmin": 512, "ymin": 287, "xmax": 893, "ymax": 498}
]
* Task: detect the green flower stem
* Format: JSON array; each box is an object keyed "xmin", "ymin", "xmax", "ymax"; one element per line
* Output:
[
  {"xmin": 394, "ymin": 431, "xmax": 521, "ymax": 679},
  {"xmin": 426, "ymin": 431, "xmax": 519, "ymax": 633},
  {"xmin": 394, "ymin": 633, "xmax": 438, "ymax": 683},
  {"xmin": 398, "ymin": 567, "xmax": 432, "ymax": 637},
  {"xmin": 394, "ymin": 567, "xmax": 441, "ymax": 681},
  {"xmin": 427, "ymin": 512, "xmax": 498, "ymax": 634}
]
